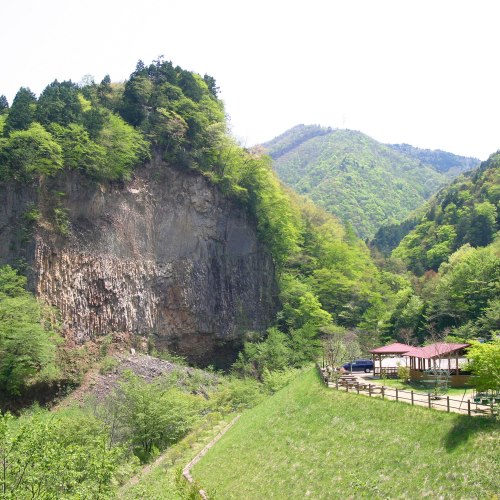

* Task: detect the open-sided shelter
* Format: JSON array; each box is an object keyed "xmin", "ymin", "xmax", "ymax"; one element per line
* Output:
[
  {"xmin": 369, "ymin": 342, "xmax": 412, "ymax": 377},
  {"xmin": 369, "ymin": 342, "xmax": 471, "ymax": 387},
  {"xmin": 404, "ymin": 343, "xmax": 470, "ymax": 386}
]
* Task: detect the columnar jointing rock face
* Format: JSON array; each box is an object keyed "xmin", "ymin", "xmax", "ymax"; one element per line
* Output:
[{"xmin": 2, "ymin": 161, "xmax": 278, "ymax": 366}]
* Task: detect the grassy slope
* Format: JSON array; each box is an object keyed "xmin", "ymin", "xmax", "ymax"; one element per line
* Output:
[
  {"xmin": 119, "ymin": 414, "xmax": 235, "ymax": 499},
  {"xmin": 193, "ymin": 369, "xmax": 499, "ymax": 499}
]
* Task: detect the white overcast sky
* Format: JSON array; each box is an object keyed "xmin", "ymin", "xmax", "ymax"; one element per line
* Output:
[{"xmin": 2, "ymin": 0, "xmax": 499, "ymax": 159}]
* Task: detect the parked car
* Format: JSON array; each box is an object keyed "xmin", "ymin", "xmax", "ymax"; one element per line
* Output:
[{"xmin": 342, "ymin": 359, "xmax": 374, "ymax": 373}]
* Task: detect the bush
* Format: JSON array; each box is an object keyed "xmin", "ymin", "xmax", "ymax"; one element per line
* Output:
[
  {"xmin": 211, "ymin": 376, "xmax": 263, "ymax": 413},
  {"xmin": 0, "ymin": 408, "xmax": 121, "ymax": 498},
  {"xmin": 397, "ymin": 364, "xmax": 411, "ymax": 383},
  {"xmin": 109, "ymin": 372, "xmax": 205, "ymax": 462},
  {"xmin": 99, "ymin": 356, "xmax": 119, "ymax": 374},
  {"xmin": 0, "ymin": 266, "xmax": 60, "ymax": 395},
  {"xmin": 261, "ymin": 367, "xmax": 301, "ymax": 394},
  {"xmin": 53, "ymin": 207, "xmax": 71, "ymax": 235}
]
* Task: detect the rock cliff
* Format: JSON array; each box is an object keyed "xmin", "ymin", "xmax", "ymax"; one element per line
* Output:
[{"xmin": 0, "ymin": 157, "xmax": 278, "ymax": 366}]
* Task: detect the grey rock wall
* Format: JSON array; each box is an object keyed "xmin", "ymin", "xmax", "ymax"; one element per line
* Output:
[{"xmin": 0, "ymin": 160, "xmax": 278, "ymax": 366}]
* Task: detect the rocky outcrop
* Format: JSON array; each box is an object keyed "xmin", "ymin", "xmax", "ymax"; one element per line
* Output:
[{"xmin": 0, "ymin": 158, "xmax": 278, "ymax": 366}]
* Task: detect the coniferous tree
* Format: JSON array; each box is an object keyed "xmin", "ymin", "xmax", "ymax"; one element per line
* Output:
[
  {"xmin": 0, "ymin": 95, "xmax": 8, "ymax": 114},
  {"xmin": 203, "ymin": 74, "xmax": 219, "ymax": 98},
  {"xmin": 3, "ymin": 87, "xmax": 37, "ymax": 135},
  {"xmin": 35, "ymin": 80, "xmax": 82, "ymax": 126}
]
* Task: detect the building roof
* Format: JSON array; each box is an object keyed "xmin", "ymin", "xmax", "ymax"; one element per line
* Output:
[
  {"xmin": 369, "ymin": 342, "xmax": 414, "ymax": 355},
  {"xmin": 369, "ymin": 342, "xmax": 471, "ymax": 358},
  {"xmin": 404, "ymin": 343, "xmax": 470, "ymax": 360}
]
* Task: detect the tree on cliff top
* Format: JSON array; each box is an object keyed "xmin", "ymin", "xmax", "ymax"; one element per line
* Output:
[{"xmin": 3, "ymin": 87, "xmax": 37, "ymax": 136}]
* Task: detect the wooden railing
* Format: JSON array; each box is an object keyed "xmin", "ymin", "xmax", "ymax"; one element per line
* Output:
[
  {"xmin": 317, "ymin": 365, "xmax": 497, "ymax": 417},
  {"xmin": 373, "ymin": 366, "xmax": 398, "ymax": 378}
]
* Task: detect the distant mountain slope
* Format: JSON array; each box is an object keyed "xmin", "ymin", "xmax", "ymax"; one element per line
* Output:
[
  {"xmin": 263, "ymin": 125, "xmax": 472, "ymax": 239},
  {"xmin": 390, "ymin": 152, "xmax": 500, "ymax": 274},
  {"xmin": 388, "ymin": 143, "xmax": 480, "ymax": 178},
  {"xmin": 261, "ymin": 124, "xmax": 331, "ymax": 160}
]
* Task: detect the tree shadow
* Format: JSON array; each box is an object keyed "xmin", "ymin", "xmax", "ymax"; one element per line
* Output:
[
  {"xmin": 0, "ymin": 380, "xmax": 72, "ymax": 415},
  {"xmin": 444, "ymin": 413, "xmax": 498, "ymax": 451}
]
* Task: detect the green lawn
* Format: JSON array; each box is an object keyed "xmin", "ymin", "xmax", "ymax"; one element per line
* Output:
[{"xmin": 193, "ymin": 368, "xmax": 499, "ymax": 499}]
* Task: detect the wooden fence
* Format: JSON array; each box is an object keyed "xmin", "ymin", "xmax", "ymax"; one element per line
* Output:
[
  {"xmin": 373, "ymin": 367, "xmax": 398, "ymax": 378},
  {"xmin": 318, "ymin": 365, "xmax": 497, "ymax": 417}
]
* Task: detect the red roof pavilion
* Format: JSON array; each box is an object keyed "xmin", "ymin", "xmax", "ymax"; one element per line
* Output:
[
  {"xmin": 369, "ymin": 341, "xmax": 471, "ymax": 376},
  {"xmin": 369, "ymin": 342, "xmax": 413, "ymax": 355},
  {"xmin": 403, "ymin": 343, "xmax": 470, "ymax": 359}
]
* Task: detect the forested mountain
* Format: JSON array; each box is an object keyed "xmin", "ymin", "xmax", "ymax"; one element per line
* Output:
[
  {"xmin": 263, "ymin": 125, "xmax": 478, "ymax": 239},
  {"xmin": 390, "ymin": 153, "xmax": 499, "ymax": 274},
  {"xmin": 388, "ymin": 143, "xmax": 479, "ymax": 178},
  {"xmin": 378, "ymin": 153, "xmax": 500, "ymax": 344}
]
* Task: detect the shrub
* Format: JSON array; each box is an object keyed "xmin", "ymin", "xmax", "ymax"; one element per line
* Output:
[
  {"xmin": 99, "ymin": 356, "xmax": 119, "ymax": 374},
  {"xmin": 0, "ymin": 266, "xmax": 60, "ymax": 395},
  {"xmin": 53, "ymin": 207, "xmax": 71, "ymax": 235},
  {"xmin": 211, "ymin": 376, "xmax": 263, "ymax": 413},
  {"xmin": 110, "ymin": 372, "xmax": 205, "ymax": 462},
  {"xmin": 0, "ymin": 408, "xmax": 122, "ymax": 498},
  {"xmin": 397, "ymin": 364, "xmax": 411, "ymax": 383},
  {"xmin": 261, "ymin": 367, "xmax": 301, "ymax": 394}
]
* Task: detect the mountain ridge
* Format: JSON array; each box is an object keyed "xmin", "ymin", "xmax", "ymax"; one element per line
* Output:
[{"xmin": 262, "ymin": 125, "xmax": 480, "ymax": 239}]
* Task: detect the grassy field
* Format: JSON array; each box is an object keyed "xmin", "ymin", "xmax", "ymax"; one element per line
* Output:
[{"xmin": 192, "ymin": 368, "xmax": 499, "ymax": 499}]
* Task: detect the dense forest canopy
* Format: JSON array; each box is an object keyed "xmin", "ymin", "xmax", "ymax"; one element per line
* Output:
[
  {"xmin": 388, "ymin": 143, "xmax": 480, "ymax": 178},
  {"xmin": 263, "ymin": 125, "xmax": 479, "ymax": 239},
  {"xmin": 390, "ymin": 153, "xmax": 499, "ymax": 274},
  {"xmin": 371, "ymin": 153, "xmax": 500, "ymax": 344}
]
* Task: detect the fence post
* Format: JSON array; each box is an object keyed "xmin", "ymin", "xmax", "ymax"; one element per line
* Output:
[
  {"xmin": 356, "ymin": 384, "xmax": 360, "ymax": 395},
  {"xmin": 491, "ymin": 400, "xmax": 494, "ymax": 417},
  {"xmin": 382, "ymin": 386, "xmax": 385, "ymax": 400},
  {"xmin": 369, "ymin": 385, "xmax": 372, "ymax": 397},
  {"xmin": 411, "ymin": 390, "xmax": 414, "ymax": 406},
  {"xmin": 346, "ymin": 383, "xmax": 349, "ymax": 393},
  {"xmin": 467, "ymin": 400, "xmax": 471, "ymax": 416},
  {"xmin": 447, "ymin": 396, "xmax": 450, "ymax": 413},
  {"xmin": 336, "ymin": 379, "xmax": 339, "ymax": 390},
  {"xmin": 395, "ymin": 388, "xmax": 399, "ymax": 402},
  {"xmin": 428, "ymin": 393, "xmax": 431, "ymax": 409}
]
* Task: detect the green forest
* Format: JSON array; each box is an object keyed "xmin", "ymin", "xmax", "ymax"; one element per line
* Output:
[
  {"xmin": 372, "ymin": 153, "xmax": 500, "ymax": 344},
  {"xmin": 264, "ymin": 124, "xmax": 479, "ymax": 239},
  {"xmin": 0, "ymin": 58, "xmax": 498, "ymax": 497}
]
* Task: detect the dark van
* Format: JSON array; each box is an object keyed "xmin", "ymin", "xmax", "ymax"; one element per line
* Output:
[{"xmin": 342, "ymin": 359, "xmax": 374, "ymax": 373}]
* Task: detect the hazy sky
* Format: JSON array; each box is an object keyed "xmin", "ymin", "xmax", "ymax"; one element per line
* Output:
[{"xmin": 2, "ymin": 0, "xmax": 499, "ymax": 159}]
